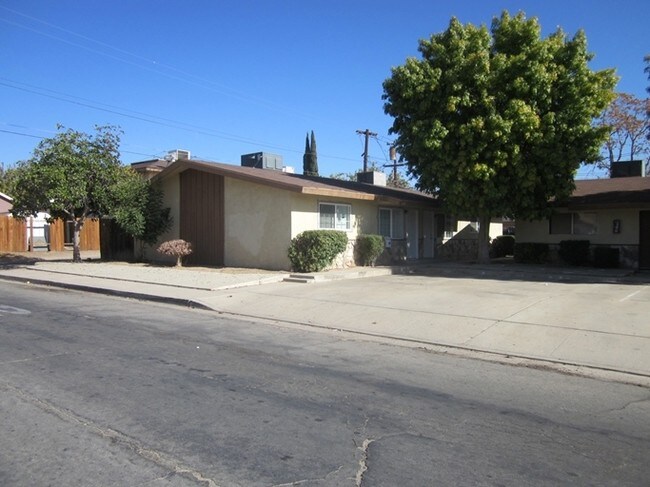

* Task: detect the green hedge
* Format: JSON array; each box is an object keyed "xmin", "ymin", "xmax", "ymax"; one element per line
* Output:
[
  {"xmin": 489, "ymin": 235, "xmax": 515, "ymax": 258},
  {"xmin": 356, "ymin": 234, "xmax": 385, "ymax": 266},
  {"xmin": 288, "ymin": 230, "xmax": 348, "ymax": 272},
  {"xmin": 514, "ymin": 243, "xmax": 549, "ymax": 264},
  {"xmin": 559, "ymin": 240, "xmax": 590, "ymax": 266}
]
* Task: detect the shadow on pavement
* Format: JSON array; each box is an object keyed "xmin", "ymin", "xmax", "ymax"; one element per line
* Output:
[{"xmin": 397, "ymin": 259, "xmax": 650, "ymax": 285}]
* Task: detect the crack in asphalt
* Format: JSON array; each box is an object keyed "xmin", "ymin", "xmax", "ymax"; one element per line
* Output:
[
  {"xmin": 2, "ymin": 381, "xmax": 220, "ymax": 487},
  {"xmin": 270, "ymin": 464, "xmax": 345, "ymax": 486},
  {"xmin": 355, "ymin": 438, "xmax": 374, "ymax": 486},
  {"xmin": 606, "ymin": 395, "xmax": 650, "ymax": 413}
]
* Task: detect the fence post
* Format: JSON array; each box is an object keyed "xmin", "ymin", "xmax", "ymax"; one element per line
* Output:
[{"xmin": 28, "ymin": 217, "xmax": 34, "ymax": 252}]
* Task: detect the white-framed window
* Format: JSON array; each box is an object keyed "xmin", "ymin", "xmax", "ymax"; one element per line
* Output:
[
  {"xmin": 378, "ymin": 208, "xmax": 405, "ymax": 239},
  {"xmin": 319, "ymin": 202, "xmax": 351, "ymax": 230},
  {"xmin": 549, "ymin": 212, "xmax": 598, "ymax": 235}
]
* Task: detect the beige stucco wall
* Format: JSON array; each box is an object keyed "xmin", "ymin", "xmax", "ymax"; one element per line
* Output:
[
  {"xmin": 289, "ymin": 196, "xmax": 382, "ymax": 268},
  {"xmin": 223, "ymin": 178, "xmax": 293, "ymax": 270},
  {"xmin": 141, "ymin": 175, "xmax": 181, "ymax": 264},
  {"xmin": 290, "ymin": 195, "xmax": 378, "ymax": 239},
  {"xmin": 517, "ymin": 208, "xmax": 641, "ymax": 245},
  {"xmin": 455, "ymin": 220, "xmax": 503, "ymax": 240},
  {"xmin": 148, "ymin": 170, "xmax": 436, "ymax": 269}
]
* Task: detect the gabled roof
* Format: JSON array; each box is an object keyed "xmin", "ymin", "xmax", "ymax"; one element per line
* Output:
[
  {"xmin": 0, "ymin": 191, "xmax": 13, "ymax": 202},
  {"xmin": 154, "ymin": 159, "xmax": 439, "ymax": 207},
  {"xmin": 565, "ymin": 177, "xmax": 650, "ymax": 209}
]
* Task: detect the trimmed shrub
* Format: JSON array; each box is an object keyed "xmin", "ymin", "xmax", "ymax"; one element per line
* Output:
[
  {"xmin": 157, "ymin": 239, "xmax": 193, "ymax": 267},
  {"xmin": 514, "ymin": 243, "xmax": 549, "ymax": 264},
  {"xmin": 559, "ymin": 240, "xmax": 590, "ymax": 266},
  {"xmin": 288, "ymin": 230, "xmax": 348, "ymax": 272},
  {"xmin": 356, "ymin": 234, "xmax": 385, "ymax": 266},
  {"xmin": 489, "ymin": 235, "xmax": 515, "ymax": 258},
  {"xmin": 593, "ymin": 247, "xmax": 619, "ymax": 268}
]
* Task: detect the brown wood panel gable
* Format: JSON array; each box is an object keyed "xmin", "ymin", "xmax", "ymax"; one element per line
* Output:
[{"xmin": 180, "ymin": 169, "xmax": 224, "ymax": 266}]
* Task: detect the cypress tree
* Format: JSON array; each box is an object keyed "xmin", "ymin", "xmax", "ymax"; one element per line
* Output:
[
  {"xmin": 302, "ymin": 132, "xmax": 311, "ymax": 175},
  {"xmin": 309, "ymin": 131, "xmax": 319, "ymax": 176}
]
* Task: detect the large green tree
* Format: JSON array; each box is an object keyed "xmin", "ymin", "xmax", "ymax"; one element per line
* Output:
[
  {"xmin": 383, "ymin": 11, "xmax": 616, "ymax": 262},
  {"xmin": 110, "ymin": 171, "xmax": 171, "ymax": 258},
  {"xmin": 11, "ymin": 125, "xmax": 167, "ymax": 262},
  {"xmin": 0, "ymin": 162, "xmax": 18, "ymax": 195}
]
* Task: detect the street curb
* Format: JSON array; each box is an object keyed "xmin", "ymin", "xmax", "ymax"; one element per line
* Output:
[
  {"xmin": 12, "ymin": 265, "xmax": 291, "ymax": 292},
  {"xmin": 0, "ymin": 274, "xmax": 214, "ymax": 311},
  {"xmin": 3, "ymin": 274, "xmax": 649, "ymax": 385},
  {"xmin": 188, "ymin": 300, "xmax": 650, "ymax": 384}
]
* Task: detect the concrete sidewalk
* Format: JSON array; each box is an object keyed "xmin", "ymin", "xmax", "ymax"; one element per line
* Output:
[{"xmin": 1, "ymin": 251, "xmax": 649, "ymax": 384}]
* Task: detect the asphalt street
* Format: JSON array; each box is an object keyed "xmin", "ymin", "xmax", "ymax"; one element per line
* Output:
[{"xmin": 1, "ymin": 281, "xmax": 649, "ymax": 486}]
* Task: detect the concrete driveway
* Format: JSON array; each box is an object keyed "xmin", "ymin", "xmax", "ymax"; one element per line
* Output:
[
  {"xmin": 1, "ymin": 252, "xmax": 649, "ymax": 382},
  {"xmin": 196, "ymin": 270, "xmax": 650, "ymax": 380}
]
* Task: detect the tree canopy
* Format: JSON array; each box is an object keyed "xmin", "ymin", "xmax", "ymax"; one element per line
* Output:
[
  {"xmin": 11, "ymin": 125, "xmax": 169, "ymax": 262},
  {"xmin": 383, "ymin": 11, "xmax": 616, "ymax": 262},
  {"xmin": 0, "ymin": 162, "xmax": 18, "ymax": 195}
]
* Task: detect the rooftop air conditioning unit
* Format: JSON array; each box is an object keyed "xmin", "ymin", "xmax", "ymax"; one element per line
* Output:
[{"xmin": 166, "ymin": 149, "xmax": 191, "ymax": 162}]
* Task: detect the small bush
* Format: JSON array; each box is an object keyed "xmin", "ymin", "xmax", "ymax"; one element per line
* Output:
[
  {"xmin": 489, "ymin": 235, "xmax": 515, "ymax": 258},
  {"xmin": 356, "ymin": 234, "xmax": 385, "ymax": 266},
  {"xmin": 593, "ymin": 247, "xmax": 619, "ymax": 268},
  {"xmin": 288, "ymin": 230, "xmax": 348, "ymax": 272},
  {"xmin": 559, "ymin": 240, "xmax": 590, "ymax": 266},
  {"xmin": 514, "ymin": 243, "xmax": 549, "ymax": 264},
  {"xmin": 157, "ymin": 239, "xmax": 193, "ymax": 267}
]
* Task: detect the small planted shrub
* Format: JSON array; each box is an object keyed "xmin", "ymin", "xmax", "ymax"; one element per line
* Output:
[
  {"xmin": 514, "ymin": 243, "xmax": 549, "ymax": 264},
  {"xmin": 559, "ymin": 240, "xmax": 590, "ymax": 266},
  {"xmin": 288, "ymin": 230, "xmax": 348, "ymax": 273},
  {"xmin": 157, "ymin": 239, "xmax": 193, "ymax": 267},
  {"xmin": 593, "ymin": 247, "xmax": 620, "ymax": 268},
  {"xmin": 489, "ymin": 235, "xmax": 515, "ymax": 258},
  {"xmin": 356, "ymin": 234, "xmax": 385, "ymax": 266}
]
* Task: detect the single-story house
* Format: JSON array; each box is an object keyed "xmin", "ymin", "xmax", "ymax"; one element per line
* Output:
[
  {"xmin": 136, "ymin": 157, "xmax": 449, "ymax": 270},
  {"xmin": 0, "ymin": 191, "xmax": 12, "ymax": 215},
  {"xmin": 516, "ymin": 175, "xmax": 650, "ymax": 269}
]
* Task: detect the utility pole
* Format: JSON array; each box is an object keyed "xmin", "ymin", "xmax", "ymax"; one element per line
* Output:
[
  {"xmin": 356, "ymin": 129, "xmax": 377, "ymax": 172},
  {"xmin": 383, "ymin": 145, "xmax": 407, "ymax": 181}
]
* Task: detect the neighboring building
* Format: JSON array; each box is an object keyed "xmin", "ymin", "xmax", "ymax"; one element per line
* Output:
[
  {"xmin": 516, "ymin": 175, "xmax": 650, "ymax": 269},
  {"xmin": 135, "ymin": 157, "xmax": 455, "ymax": 270},
  {"xmin": 0, "ymin": 192, "xmax": 13, "ymax": 215}
]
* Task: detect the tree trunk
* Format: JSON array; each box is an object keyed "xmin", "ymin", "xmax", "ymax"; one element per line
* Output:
[
  {"xmin": 476, "ymin": 215, "xmax": 491, "ymax": 264},
  {"xmin": 72, "ymin": 218, "xmax": 84, "ymax": 263}
]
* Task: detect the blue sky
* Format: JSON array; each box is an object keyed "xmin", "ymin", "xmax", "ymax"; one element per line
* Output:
[{"xmin": 1, "ymin": 1, "xmax": 648, "ymax": 180}]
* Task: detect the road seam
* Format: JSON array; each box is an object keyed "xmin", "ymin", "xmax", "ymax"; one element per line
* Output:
[{"xmin": 1, "ymin": 381, "xmax": 221, "ymax": 487}]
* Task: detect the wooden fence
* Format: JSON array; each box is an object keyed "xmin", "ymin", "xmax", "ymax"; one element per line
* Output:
[
  {"xmin": 0, "ymin": 215, "xmax": 27, "ymax": 252},
  {"xmin": 0, "ymin": 216, "xmax": 100, "ymax": 252}
]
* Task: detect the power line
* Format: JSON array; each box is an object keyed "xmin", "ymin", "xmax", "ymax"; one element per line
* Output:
[
  {"xmin": 0, "ymin": 79, "xmax": 363, "ymax": 164},
  {"xmin": 0, "ymin": 128, "xmax": 163, "ymax": 159},
  {"xmin": 0, "ymin": 7, "xmax": 316, "ymax": 120},
  {"xmin": 0, "ymin": 128, "xmax": 42, "ymax": 139}
]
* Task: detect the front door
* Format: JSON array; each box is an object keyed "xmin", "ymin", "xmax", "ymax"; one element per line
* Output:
[
  {"xmin": 640, "ymin": 211, "xmax": 650, "ymax": 270},
  {"xmin": 406, "ymin": 210, "xmax": 418, "ymax": 259}
]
